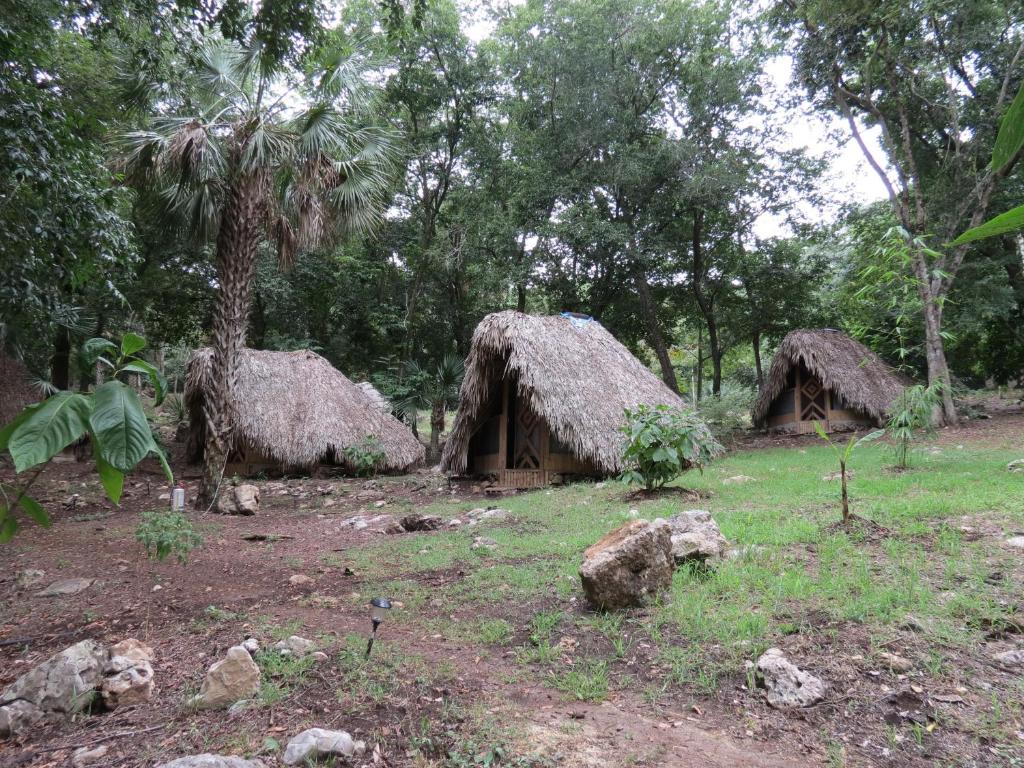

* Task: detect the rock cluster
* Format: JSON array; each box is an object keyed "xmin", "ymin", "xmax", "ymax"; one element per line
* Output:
[{"xmin": 0, "ymin": 637, "xmax": 155, "ymax": 738}]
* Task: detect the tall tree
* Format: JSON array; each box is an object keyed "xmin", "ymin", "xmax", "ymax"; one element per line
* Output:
[
  {"xmin": 119, "ymin": 36, "xmax": 396, "ymax": 502},
  {"xmin": 775, "ymin": 0, "xmax": 1024, "ymax": 422}
]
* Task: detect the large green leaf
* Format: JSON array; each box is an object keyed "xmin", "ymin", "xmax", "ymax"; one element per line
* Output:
[
  {"xmin": 89, "ymin": 381, "xmax": 155, "ymax": 472},
  {"xmin": 992, "ymin": 81, "xmax": 1024, "ymax": 171},
  {"xmin": 952, "ymin": 203, "xmax": 1024, "ymax": 245},
  {"xmin": 81, "ymin": 337, "xmax": 118, "ymax": 367},
  {"xmin": 93, "ymin": 442, "xmax": 125, "ymax": 504},
  {"xmin": 120, "ymin": 332, "xmax": 146, "ymax": 358},
  {"xmin": 7, "ymin": 392, "xmax": 92, "ymax": 473},
  {"xmin": 0, "ymin": 405, "xmax": 38, "ymax": 451},
  {"xmin": 0, "ymin": 511, "xmax": 17, "ymax": 543},
  {"xmin": 120, "ymin": 360, "xmax": 166, "ymax": 405},
  {"xmin": 16, "ymin": 494, "xmax": 51, "ymax": 528}
]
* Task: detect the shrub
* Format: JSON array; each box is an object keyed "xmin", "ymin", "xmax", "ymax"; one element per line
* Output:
[
  {"xmin": 342, "ymin": 436, "xmax": 386, "ymax": 476},
  {"xmin": 885, "ymin": 382, "xmax": 943, "ymax": 469},
  {"xmin": 620, "ymin": 404, "xmax": 722, "ymax": 491},
  {"xmin": 695, "ymin": 384, "xmax": 756, "ymax": 441},
  {"xmin": 136, "ymin": 510, "xmax": 202, "ymax": 563}
]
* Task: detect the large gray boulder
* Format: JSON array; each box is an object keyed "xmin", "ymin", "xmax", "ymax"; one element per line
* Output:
[
  {"xmin": 283, "ymin": 728, "xmax": 365, "ymax": 766},
  {"xmin": 755, "ymin": 648, "xmax": 826, "ymax": 708},
  {"xmin": 579, "ymin": 519, "xmax": 673, "ymax": 610},
  {"xmin": 155, "ymin": 756, "xmax": 266, "ymax": 768},
  {"xmin": 0, "ymin": 640, "xmax": 107, "ymax": 736},
  {"xmin": 188, "ymin": 646, "xmax": 261, "ymax": 710},
  {"xmin": 217, "ymin": 485, "xmax": 260, "ymax": 515},
  {"xmin": 666, "ymin": 510, "xmax": 728, "ymax": 565}
]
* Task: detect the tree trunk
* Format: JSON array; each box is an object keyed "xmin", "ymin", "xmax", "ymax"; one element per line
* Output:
[
  {"xmin": 920, "ymin": 290, "xmax": 957, "ymax": 424},
  {"xmin": 634, "ymin": 268, "xmax": 678, "ymax": 393},
  {"xmin": 706, "ymin": 315, "xmax": 723, "ymax": 396},
  {"xmin": 695, "ymin": 326, "xmax": 703, "ymax": 403},
  {"xmin": 752, "ymin": 329, "xmax": 763, "ymax": 391},
  {"xmin": 516, "ymin": 283, "xmax": 527, "ymax": 313},
  {"xmin": 51, "ymin": 327, "xmax": 70, "ymax": 391},
  {"xmin": 429, "ymin": 400, "xmax": 445, "ymax": 463},
  {"xmin": 198, "ymin": 175, "xmax": 265, "ymax": 506}
]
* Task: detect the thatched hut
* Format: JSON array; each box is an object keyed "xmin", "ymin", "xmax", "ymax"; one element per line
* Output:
[
  {"xmin": 186, "ymin": 348, "xmax": 423, "ymax": 475},
  {"xmin": 0, "ymin": 351, "xmax": 37, "ymax": 427},
  {"xmin": 356, "ymin": 381, "xmax": 390, "ymax": 413},
  {"xmin": 441, "ymin": 311, "xmax": 686, "ymax": 488},
  {"xmin": 752, "ymin": 329, "xmax": 908, "ymax": 434}
]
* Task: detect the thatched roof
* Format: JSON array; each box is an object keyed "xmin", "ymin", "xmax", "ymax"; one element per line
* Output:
[
  {"xmin": 752, "ymin": 329, "xmax": 909, "ymax": 427},
  {"xmin": 356, "ymin": 381, "xmax": 390, "ymax": 413},
  {"xmin": 441, "ymin": 311, "xmax": 686, "ymax": 474},
  {"xmin": 0, "ymin": 351, "xmax": 37, "ymax": 427},
  {"xmin": 186, "ymin": 348, "xmax": 423, "ymax": 472}
]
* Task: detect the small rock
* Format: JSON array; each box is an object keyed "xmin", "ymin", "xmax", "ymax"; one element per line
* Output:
[
  {"xmin": 1007, "ymin": 459, "xmax": 1024, "ymax": 473},
  {"xmin": 16, "ymin": 569, "xmax": 45, "ymax": 589},
  {"xmin": 901, "ymin": 615, "xmax": 927, "ymax": 632},
  {"xmin": 878, "ymin": 652, "xmax": 913, "ymax": 673},
  {"xmin": 400, "ymin": 514, "xmax": 443, "ymax": 532},
  {"xmin": 466, "ymin": 507, "xmax": 508, "ymax": 524},
  {"xmin": 72, "ymin": 745, "xmax": 109, "ymax": 768},
  {"xmin": 35, "ymin": 577, "xmax": 95, "ymax": 597},
  {"xmin": 227, "ymin": 699, "xmax": 250, "ymax": 716},
  {"xmin": 723, "ymin": 475, "xmax": 755, "ymax": 485},
  {"xmin": 283, "ymin": 728, "xmax": 366, "ymax": 766},
  {"xmin": 288, "ymin": 574, "xmax": 314, "ymax": 586},
  {"xmin": 1006, "ymin": 536, "xmax": 1024, "ymax": 550},
  {"xmin": 666, "ymin": 510, "xmax": 728, "ymax": 565},
  {"xmin": 374, "ymin": 500, "xmax": 387, "ymax": 508},
  {"xmin": 155, "ymin": 756, "xmax": 266, "ymax": 768},
  {"xmin": 448, "ymin": 519, "xmax": 463, "ymax": 527},
  {"xmin": 152, "ymin": 584, "xmax": 163, "ymax": 592},
  {"xmin": 471, "ymin": 536, "xmax": 498, "ymax": 551},
  {"xmin": 311, "ymin": 651, "xmax": 329, "ymax": 663},
  {"xmin": 189, "ymin": 646, "xmax": 261, "ymax": 710},
  {"xmin": 994, "ymin": 649, "xmax": 1024, "ymax": 668},
  {"xmin": 274, "ymin": 636, "xmax": 316, "ymax": 657},
  {"xmin": 241, "ymin": 638, "xmax": 260, "ymax": 655},
  {"xmin": 755, "ymin": 648, "xmax": 826, "ymax": 708},
  {"xmin": 579, "ymin": 519, "xmax": 673, "ymax": 610},
  {"xmin": 217, "ymin": 484, "xmax": 260, "ymax": 515}
]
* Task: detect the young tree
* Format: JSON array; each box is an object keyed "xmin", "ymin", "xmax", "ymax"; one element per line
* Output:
[
  {"xmin": 775, "ymin": 0, "xmax": 1024, "ymax": 423},
  {"xmin": 119, "ymin": 36, "xmax": 396, "ymax": 503}
]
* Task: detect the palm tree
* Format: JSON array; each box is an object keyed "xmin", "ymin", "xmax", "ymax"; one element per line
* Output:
[
  {"xmin": 396, "ymin": 354, "xmax": 464, "ymax": 463},
  {"xmin": 119, "ymin": 38, "xmax": 396, "ymax": 503}
]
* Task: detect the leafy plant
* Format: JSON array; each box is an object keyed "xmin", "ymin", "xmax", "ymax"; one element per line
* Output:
[
  {"xmin": 812, "ymin": 422, "xmax": 883, "ymax": 524},
  {"xmin": 136, "ymin": 510, "xmax": 202, "ymax": 563},
  {"xmin": 0, "ymin": 334, "xmax": 172, "ymax": 542},
  {"xmin": 884, "ymin": 382, "xmax": 943, "ymax": 469},
  {"xmin": 620, "ymin": 404, "xmax": 722, "ymax": 491},
  {"xmin": 695, "ymin": 384, "xmax": 755, "ymax": 441},
  {"xmin": 394, "ymin": 354, "xmax": 465, "ymax": 461},
  {"xmin": 342, "ymin": 436, "xmax": 386, "ymax": 477},
  {"xmin": 163, "ymin": 393, "xmax": 188, "ymax": 425}
]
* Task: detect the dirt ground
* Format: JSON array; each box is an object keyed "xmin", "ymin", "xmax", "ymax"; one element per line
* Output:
[{"xmin": 1, "ymin": 408, "xmax": 1022, "ymax": 767}]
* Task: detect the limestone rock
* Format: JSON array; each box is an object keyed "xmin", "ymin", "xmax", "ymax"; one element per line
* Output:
[
  {"xmin": 579, "ymin": 519, "xmax": 673, "ymax": 610},
  {"xmin": 993, "ymin": 649, "xmax": 1024, "ymax": 668},
  {"xmin": 283, "ymin": 728, "xmax": 366, "ymax": 766},
  {"xmin": 666, "ymin": 510, "xmax": 728, "ymax": 565},
  {"xmin": 217, "ymin": 484, "xmax": 260, "ymax": 515},
  {"xmin": 1006, "ymin": 536, "xmax": 1024, "ymax": 550},
  {"xmin": 755, "ymin": 648, "xmax": 826, "ymax": 708},
  {"xmin": 466, "ymin": 507, "xmax": 508, "ymax": 524},
  {"xmin": 189, "ymin": 646, "xmax": 260, "ymax": 710},
  {"xmin": 155, "ymin": 756, "xmax": 266, "ymax": 768},
  {"xmin": 101, "ymin": 641, "xmax": 155, "ymax": 709},
  {"xmin": 288, "ymin": 574, "xmax": 313, "ymax": 586},
  {"xmin": 274, "ymin": 636, "xmax": 316, "ymax": 657},
  {"xmin": 35, "ymin": 578, "xmax": 94, "ymax": 597},
  {"xmin": 0, "ymin": 640, "xmax": 106, "ymax": 735},
  {"xmin": 723, "ymin": 475, "xmax": 755, "ymax": 485},
  {"xmin": 339, "ymin": 513, "xmax": 398, "ymax": 533},
  {"xmin": 72, "ymin": 745, "xmax": 109, "ymax": 767},
  {"xmin": 16, "ymin": 569, "xmax": 45, "ymax": 589},
  {"xmin": 1007, "ymin": 459, "xmax": 1024, "ymax": 473},
  {"xmin": 471, "ymin": 536, "xmax": 498, "ymax": 551},
  {"xmin": 400, "ymin": 514, "xmax": 443, "ymax": 532},
  {"xmin": 878, "ymin": 652, "xmax": 913, "ymax": 673},
  {"xmin": 241, "ymin": 638, "xmax": 260, "ymax": 655}
]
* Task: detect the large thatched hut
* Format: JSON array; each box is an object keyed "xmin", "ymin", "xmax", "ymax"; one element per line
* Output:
[
  {"xmin": 441, "ymin": 311, "xmax": 686, "ymax": 488},
  {"xmin": 186, "ymin": 348, "xmax": 423, "ymax": 475},
  {"xmin": 752, "ymin": 329, "xmax": 908, "ymax": 434},
  {"xmin": 0, "ymin": 351, "xmax": 37, "ymax": 427}
]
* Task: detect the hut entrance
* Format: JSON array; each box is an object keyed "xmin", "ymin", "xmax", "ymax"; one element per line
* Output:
[{"xmin": 799, "ymin": 374, "xmax": 828, "ymax": 426}]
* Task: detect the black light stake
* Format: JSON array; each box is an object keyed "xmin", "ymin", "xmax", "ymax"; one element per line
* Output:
[{"xmin": 365, "ymin": 597, "xmax": 392, "ymax": 658}]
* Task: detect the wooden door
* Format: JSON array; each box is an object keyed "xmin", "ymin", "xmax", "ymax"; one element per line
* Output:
[
  {"xmin": 799, "ymin": 373, "xmax": 828, "ymax": 427},
  {"xmin": 513, "ymin": 403, "xmax": 545, "ymax": 469}
]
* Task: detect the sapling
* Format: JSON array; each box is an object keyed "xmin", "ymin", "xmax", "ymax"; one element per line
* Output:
[{"xmin": 813, "ymin": 422, "xmax": 883, "ymax": 524}]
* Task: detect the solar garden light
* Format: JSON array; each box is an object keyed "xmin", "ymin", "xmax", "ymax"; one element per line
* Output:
[{"xmin": 365, "ymin": 597, "xmax": 392, "ymax": 658}]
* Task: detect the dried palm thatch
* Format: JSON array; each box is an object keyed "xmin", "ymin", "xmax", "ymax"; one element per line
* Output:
[
  {"xmin": 186, "ymin": 348, "xmax": 423, "ymax": 472},
  {"xmin": 356, "ymin": 381, "xmax": 390, "ymax": 412},
  {"xmin": 441, "ymin": 311, "xmax": 686, "ymax": 475},
  {"xmin": 752, "ymin": 329, "xmax": 909, "ymax": 427},
  {"xmin": 0, "ymin": 351, "xmax": 37, "ymax": 427}
]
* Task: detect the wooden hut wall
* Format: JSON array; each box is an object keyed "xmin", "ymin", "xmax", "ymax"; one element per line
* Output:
[{"xmin": 765, "ymin": 365, "xmax": 873, "ymax": 433}]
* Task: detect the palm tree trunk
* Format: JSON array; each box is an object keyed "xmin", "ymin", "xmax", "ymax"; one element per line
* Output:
[
  {"xmin": 199, "ymin": 175, "xmax": 265, "ymax": 506},
  {"xmin": 429, "ymin": 401, "xmax": 445, "ymax": 463}
]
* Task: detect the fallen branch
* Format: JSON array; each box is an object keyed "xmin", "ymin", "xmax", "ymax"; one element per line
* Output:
[{"xmin": 35, "ymin": 723, "xmax": 166, "ymax": 753}]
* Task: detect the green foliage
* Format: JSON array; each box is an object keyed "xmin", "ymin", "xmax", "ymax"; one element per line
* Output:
[
  {"xmin": 812, "ymin": 422, "xmax": 883, "ymax": 523},
  {"xmin": 620, "ymin": 404, "xmax": 722, "ymax": 491},
  {"xmin": 695, "ymin": 385, "xmax": 756, "ymax": 441},
  {"xmin": 342, "ymin": 436, "xmax": 387, "ymax": 477},
  {"xmin": 0, "ymin": 334, "xmax": 172, "ymax": 542},
  {"xmin": 884, "ymin": 383, "xmax": 943, "ymax": 470},
  {"xmin": 135, "ymin": 510, "xmax": 202, "ymax": 564}
]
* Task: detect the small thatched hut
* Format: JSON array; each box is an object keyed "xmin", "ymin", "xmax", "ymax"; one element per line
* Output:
[
  {"xmin": 752, "ymin": 329, "xmax": 908, "ymax": 434},
  {"xmin": 0, "ymin": 351, "xmax": 37, "ymax": 427},
  {"xmin": 186, "ymin": 348, "xmax": 423, "ymax": 475},
  {"xmin": 441, "ymin": 311, "xmax": 686, "ymax": 488}
]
